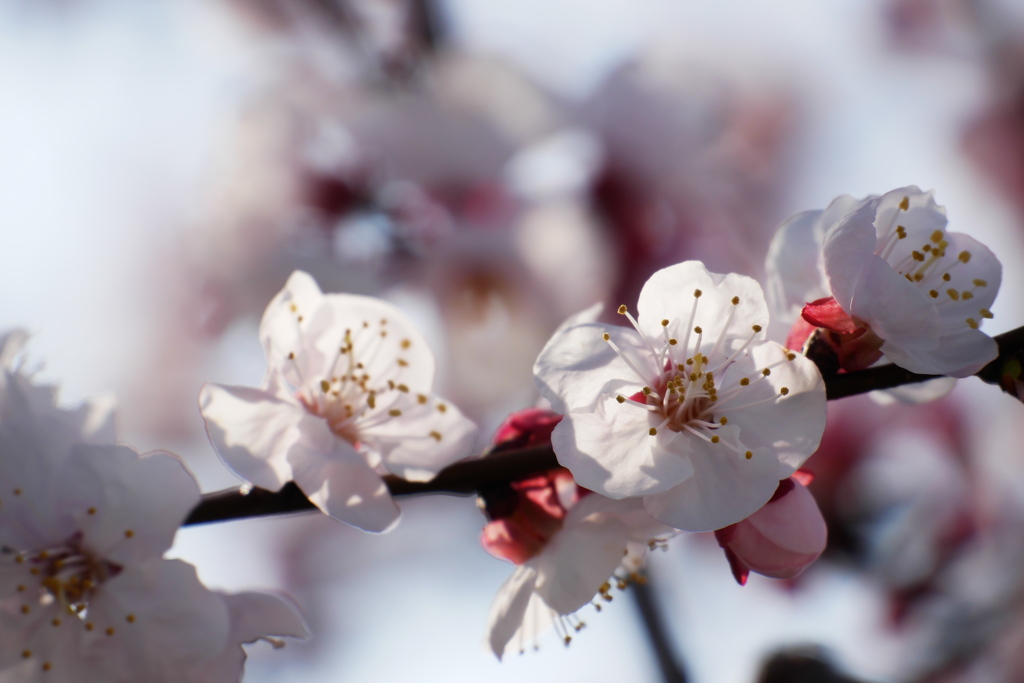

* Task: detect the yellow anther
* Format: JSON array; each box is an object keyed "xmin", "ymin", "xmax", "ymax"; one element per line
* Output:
[
  {"xmin": 942, "ymin": 273, "xmax": 951, "ymax": 281},
  {"xmin": 429, "ymin": 431, "xmax": 443, "ymax": 441},
  {"xmin": 661, "ymin": 319, "xmax": 669, "ymax": 327},
  {"xmin": 962, "ymin": 291, "xmax": 974, "ymax": 300},
  {"xmin": 287, "ymin": 352, "xmax": 295, "ymax": 360},
  {"xmin": 966, "ymin": 318, "xmax": 979, "ymax": 329},
  {"xmin": 896, "ymin": 226, "xmax": 907, "ymax": 238},
  {"xmin": 21, "ymin": 650, "xmax": 31, "ymax": 659},
  {"xmin": 694, "ymin": 326, "xmax": 703, "ymax": 334},
  {"xmin": 752, "ymin": 325, "xmax": 762, "ymax": 333},
  {"xmin": 762, "ymin": 368, "xmax": 771, "ymax": 376},
  {"xmin": 947, "ymin": 289, "xmax": 960, "ymax": 301},
  {"xmin": 912, "ymin": 251, "xmax": 925, "ymax": 262},
  {"xmin": 649, "ymin": 428, "xmax": 658, "ymax": 436},
  {"xmin": 780, "ymin": 387, "xmax": 790, "ymax": 396},
  {"xmin": 745, "ymin": 451, "xmax": 753, "ymax": 460},
  {"xmin": 42, "ymin": 663, "xmax": 51, "ymax": 672},
  {"xmin": 124, "ymin": 530, "xmax": 134, "ymax": 539},
  {"xmin": 929, "ymin": 290, "xmax": 939, "ymax": 298},
  {"xmin": 289, "ymin": 303, "xmax": 297, "ymax": 313},
  {"xmin": 694, "ymin": 289, "xmax": 703, "ymax": 298},
  {"xmin": 388, "ymin": 409, "xmax": 402, "ymax": 417},
  {"xmin": 367, "ymin": 395, "xmax": 376, "ymax": 409},
  {"xmin": 731, "ymin": 296, "xmax": 740, "ymax": 305},
  {"xmin": 930, "ymin": 230, "xmax": 943, "ymax": 243},
  {"xmin": 87, "ymin": 507, "xmax": 96, "ymax": 515},
  {"xmin": 914, "ymin": 273, "xmax": 924, "ymax": 281},
  {"xmin": 397, "ymin": 384, "xmax": 409, "ymax": 393},
  {"xmin": 52, "ymin": 618, "xmax": 60, "ymax": 627},
  {"xmin": 85, "ymin": 622, "xmax": 94, "ymax": 631},
  {"xmin": 106, "ymin": 627, "xmax": 115, "ymax": 636},
  {"xmin": 20, "ymin": 605, "xmax": 30, "ymax": 614},
  {"xmin": 320, "ymin": 380, "xmax": 330, "ymax": 393},
  {"xmin": 740, "ymin": 378, "xmax": 750, "ymax": 386},
  {"xmin": 437, "ymin": 403, "xmax": 448, "ymax": 413},
  {"xmin": 786, "ymin": 352, "xmax": 796, "ymax": 361},
  {"xmin": 973, "ymin": 278, "xmax": 987, "ymax": 287},
  {"xmin": 959, "ymin": 251, "xmax": 971, "ymax": 263},
  {"xmin": 689, "ymin": 373, "xmax": 698, "ymax": 382},
  {"xmin": 642, "ymin": 386, "xmax": 652, "ymax": 395},
  {"xmin": 923, "ymin": 244, "xmax": 932, "ymax": 252},
  {"xmin": 13, "ymin": 488, "xmax": 21, "ymax": 496},
  {"xmin": 126, "ymin": 614, "xmax": 136, "ymax": 624},
  {"xmin": 602, "ymin": 333, "xmax": 610, "ymax": 341},
  {"xmin": 899, "ymin": 196, "xmax": 910, "ymax": 211},
  {"xmin": 417, "ymin": 394, "xmax": 428, "ymax": 404},
  {"xmin": 668, "ymin": 338, "xmax": 678, "ymax": 345},
  {"xmin": 711, "ymin": 436, "xmax": 720, "ymax": 444},
  {"xmin": 616, "ymin": 395, "xmax": 626, "ymax": 403},
  {"xmin": 401, "ymin": 339, "xmax": 411, "ymax": 349},
  {"xmin": 397, "ymin": 359, "xmax": 409, "ymax": 367},
  {"xmin": 617, "ymin": 305, "xmax": 627, "ymax": 315},
  {"xmin": 980, "ymin": 309, "xmax": 994, "ymax": 319}
]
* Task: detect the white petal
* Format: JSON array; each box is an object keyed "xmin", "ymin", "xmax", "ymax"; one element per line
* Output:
[
  {"xmin": 534, "ymin": 304, "xmax": 647, "ymax": 414},
  {"xmin": 181, "ymin": 591, "xmax": 309, "ymax": 683},
  {"xmin": 763, "ymin": 194, "xmax": 860, "ymax": 337},
  {"xmin": 86, "ymin": 560, "xmax": 231, "ymax": 678},
  {"xmin": 199, "ymin": 383, "xmax": 307, "ymax": 491},
  {"xmin": 643, "ymin": 446, "xmax": 781, "ymax": 531},
  {"xmin": 823, "ymin": 198, "xmax": 880, "ymax": 312},
  {"xmin": 486, "ymin": 565, "xmax": 539, "ymax": 660},
  {"xmin": 551, "ymin": 397, "xmax": 696, "ymax": 498},
  {"xmin": 849, "ymin": 256, "xmax": 939, "ymax": 350},
  {"xmin": 259, "ymin": 270, "xmax": 325, "ymax": 363},
  {"xmin": 731, "ymin": 342, "xmax": 827, "ymax": 475},
  {"xmin": 764, "ymin": 209, "xmax": 830, "ymax": 338},
  {"xmin": 360, "ymin": 393, "xmax": 477, "ymax": 482},
  {"xmin": 288, "ymin": 440, "xmax": 399, "ymax": 532},
  {"xmin": 636, "ymin": 261, "xmax": 770, "ymax": 351},
  {"xmin": 61, "ymin": 446, "xmax": 199, "ymax": 565},
  {"xmin": 882, "ymin": 327, "xmax": 997, "ymax": 378},
  {"xmin": 534, "ymin": 495, "xmax": 630, "ymax": 613}
]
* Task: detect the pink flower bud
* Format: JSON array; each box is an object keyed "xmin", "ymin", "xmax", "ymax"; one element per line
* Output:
[
  {"xmin": 715, "ymin": 475, "xmax": 827, "ymax": 585},
  {"xmin": 490, "ymin": 408, "xmax": 563, "ymax": 450}
]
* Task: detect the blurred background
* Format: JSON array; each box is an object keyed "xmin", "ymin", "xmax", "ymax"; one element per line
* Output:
[{"xmin": 4, "ymin": 0, "xmax": 1024, "ymax": 680}]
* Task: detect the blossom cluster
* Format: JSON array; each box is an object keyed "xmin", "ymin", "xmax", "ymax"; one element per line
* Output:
[{"xmin": 0, "ymin": 183, "xmax": 1004, "ymax": 673}]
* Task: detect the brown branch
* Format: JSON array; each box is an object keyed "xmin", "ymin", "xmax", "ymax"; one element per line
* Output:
[{"xmin": 184, "ymin": 324, "xmax": 1024, "ymax": 527}]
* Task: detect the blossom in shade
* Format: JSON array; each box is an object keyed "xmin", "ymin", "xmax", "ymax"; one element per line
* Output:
[
  {"xmin": 481, "ymin": 410, "xmax": 672, "ymax": 659},
  {"xmin": 534, "ymin": 261, "xmax": 827, "ymax": 532},
  {"xmin": 714, "ymin": 472, "xmax": 827, "ymax": 585},
  {"xmin": 766, "ymin": 187, "xmax": 1002, "ymax": 378},
  {"xmin": 482, "ymin": 469, "xmax": 670, "ymax": 659},
  {"xmin": 0, "ymin": 335, "xmax": 307, "ymax": 682},
  {"xmin": 200, "ymin": 271, "xmax": 478, "ymax": 532}
]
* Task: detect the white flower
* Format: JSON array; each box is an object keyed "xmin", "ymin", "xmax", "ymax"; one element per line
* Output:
[
  {"xmin": 0, "ymin": 333, "xmax": 308, "ymax": 682},
  {"xmin": 534, "ymin": 261, "xmax": 827, "ymax": 532},
  {"xmin": 766, "ymin": 187, "xmax": 1002, "ymax": 378},
  {"xmin": 200, "ymin": 271, "xmax": 478, "ymax": 532},
  {"xmin": 485, "ymin": 487, "xmax": 670, "ymax": 659}
]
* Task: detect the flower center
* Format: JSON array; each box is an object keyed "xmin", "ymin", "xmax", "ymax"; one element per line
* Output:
[
  {"xmin": 284, "ymin": 314, "xmax": 441, "ymax": 444},
  {"xmin": 5, "ymin": 531, "xmax": 122, "ymax": 619},
  {"xmin": 604, "ymin": 292, "xmax": 792, "ymax": 459}
]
